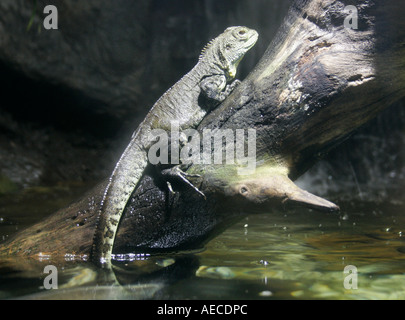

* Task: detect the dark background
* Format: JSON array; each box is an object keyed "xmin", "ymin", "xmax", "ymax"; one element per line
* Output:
[{"xmin": 0, "ymin": 0, "xmax": 403, "ymax": 201}]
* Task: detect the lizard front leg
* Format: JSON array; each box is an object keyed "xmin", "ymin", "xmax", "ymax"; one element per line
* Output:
[
  {"xmin": 162, "ymin": 76, "xmax": 240, "ymax": 197},
  {"xmin": 200, "ymin": 75, "xmax": 241, "ymax": 102}
]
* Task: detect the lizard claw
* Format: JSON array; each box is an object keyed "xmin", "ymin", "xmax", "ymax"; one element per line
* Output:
[
  {"xmin": 162, "ymin": 166, "xmax": 206, "ymax": 199},
  {"xmin": 166, "ymin": 181, "xmax": 176, "ymax": 195}
]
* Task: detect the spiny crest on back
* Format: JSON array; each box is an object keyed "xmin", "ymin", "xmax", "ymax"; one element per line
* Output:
[
  {"xmin": 199, "ymin": 27, "xmax": 236, "ymax": 61},
  {"xmin": 199, "ymin": 38, "xmax": 216, "ymax": 61}
]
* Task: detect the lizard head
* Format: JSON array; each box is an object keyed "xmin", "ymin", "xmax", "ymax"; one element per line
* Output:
[
  {"xmin": 221, "ymin": 26, "xmax": 258, "ymax": 77},
  {"xmin": 200, "ymin": 26, "xmax": 258, "ymax": 78}
]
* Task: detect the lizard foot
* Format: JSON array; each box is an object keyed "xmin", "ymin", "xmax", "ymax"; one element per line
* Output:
[{"xmin": 161, "ymin": 166, "xmax": 206, "ymax": 199}]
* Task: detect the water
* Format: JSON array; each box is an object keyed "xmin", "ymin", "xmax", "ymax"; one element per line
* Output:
[
  {"xmin": 197, "ymin": 203, "xmax": 405, "ymax": 299},
  {"xmin": 1, "ymin": 183, "xmax": 405, "ymax": 300}
]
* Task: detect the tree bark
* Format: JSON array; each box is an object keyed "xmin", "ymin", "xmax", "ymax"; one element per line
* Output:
[{"xmin": 1, "ymin": 0, "xmax": 404, "ymax": 260}]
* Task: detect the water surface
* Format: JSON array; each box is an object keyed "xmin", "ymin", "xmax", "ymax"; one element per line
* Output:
[{"xmin": 1, "ymin": 183, "xmax": 404, "ymax": 299}]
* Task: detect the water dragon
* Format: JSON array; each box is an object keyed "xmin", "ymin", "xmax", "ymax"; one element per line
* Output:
[{"xmin": 91, "ymin": 26, "xmax": 259, "ymax": 266}]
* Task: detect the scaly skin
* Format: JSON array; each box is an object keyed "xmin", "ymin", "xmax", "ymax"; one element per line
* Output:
[{"xmin": 91, "ymin": 26, "xmax": 258, "ymax": 266}]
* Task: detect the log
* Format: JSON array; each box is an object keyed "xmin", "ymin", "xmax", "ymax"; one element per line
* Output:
[{"xmin": 1, "ymin": 0, "xmax": 404, "ymax": 260}]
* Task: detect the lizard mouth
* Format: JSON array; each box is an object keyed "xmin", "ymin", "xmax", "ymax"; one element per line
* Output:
[{"xmin": 244, "ymin": 31, "xmax": 259, "ymax": 50}]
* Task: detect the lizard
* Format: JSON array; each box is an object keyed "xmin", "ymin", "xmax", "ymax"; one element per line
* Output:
[{"xmin": 91, "ymin": 26, "xmax": 259, "ymax": 266}]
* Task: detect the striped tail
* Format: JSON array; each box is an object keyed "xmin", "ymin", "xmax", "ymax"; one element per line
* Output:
[{"xmin": 92, "ymin": 136, "xmax": 148, "ymax": 266}]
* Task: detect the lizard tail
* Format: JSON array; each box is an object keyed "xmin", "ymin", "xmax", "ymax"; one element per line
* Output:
[{"xmin": 91, "ymin": 134, "xmax": 148, "ymax": 266}]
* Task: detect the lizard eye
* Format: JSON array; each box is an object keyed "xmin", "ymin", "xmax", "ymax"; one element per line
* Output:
[{"xmin": 238, "ymin": 29, "xmax": 246, "ymax": 35}]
